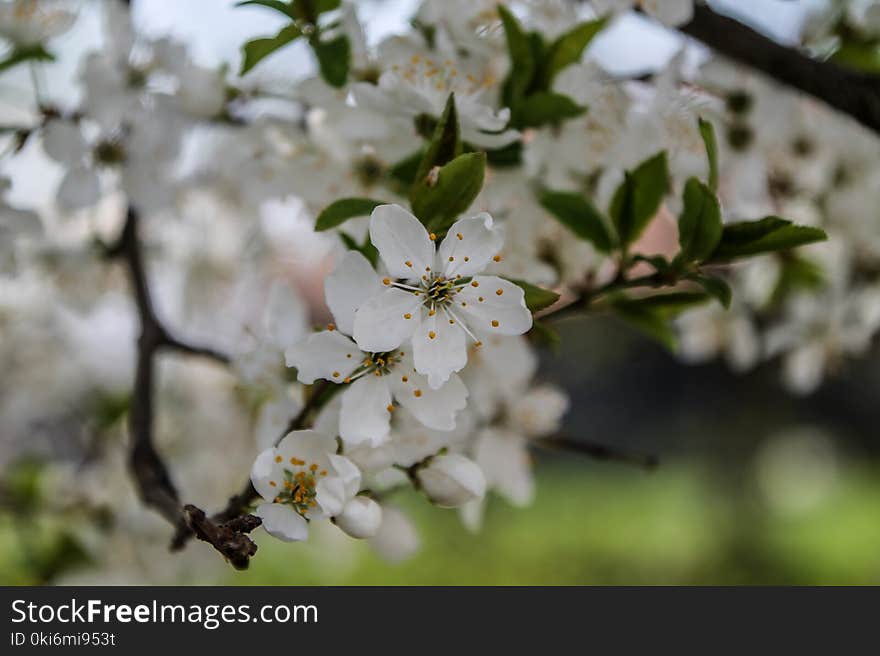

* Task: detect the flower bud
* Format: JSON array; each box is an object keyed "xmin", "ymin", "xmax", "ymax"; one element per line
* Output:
[
  {"xmin": 417, "ymin": 454, "xmax": 486, "ymax": 508},
  {"xmin": 335, "ymin": 496, "xmax": 382, "ymax": 539},
  {"xmin": 368, "ymin": 505, "xmax": 421, "ymax": 562}
]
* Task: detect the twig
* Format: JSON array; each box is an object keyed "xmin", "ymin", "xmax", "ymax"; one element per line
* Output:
[
  {"xmin": 534, "ymin": 436, "xmax": 658, "ymax": 470},
  {"xmin": 680, "ymin": 4, "xmax": 880, "ymax": 136}
]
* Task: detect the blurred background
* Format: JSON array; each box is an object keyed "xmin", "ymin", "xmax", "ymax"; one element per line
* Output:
[{"xmin": 2, "ymin": 0, "xmax": 879, "ymax": 585}]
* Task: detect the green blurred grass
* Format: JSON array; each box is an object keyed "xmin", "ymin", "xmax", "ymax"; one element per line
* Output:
[
  {"xmin": 2, "ymin": 462, "xmax": 879, "ymax": 585},
  {"xmin": 230, "ymin": 462, "xmax": 880, "ymax": 585}
]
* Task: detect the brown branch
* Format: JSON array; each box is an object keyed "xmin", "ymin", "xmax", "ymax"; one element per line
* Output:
[
  {"xmin": 680, "ymin": 4, "xmax": 880, "ymax": 135},
  {"xmin": 534, "ymin": 436, "xmax": 659, "ymax": 470},
  {"xmin": 109, "ymin": 207, "xmax": 257, "ymax": 569}
]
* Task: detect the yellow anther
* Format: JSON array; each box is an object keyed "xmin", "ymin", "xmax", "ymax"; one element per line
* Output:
[
  {"xmin": 275, "ymin": 455, "xmax": 282, "ymax": 463},
  {"xmin": 463, "ymin": 256, "xmax": 470, "ymax": 262},
  {"xmin": 474, "ymin": 340, "xmax": 483, "ymax": 347},
  {"xmin": 332, "ymin": 371, "xmax": 340, "ymax": 377},
  {"xmin": 448, "ymin": 256, "xmax": 454, "ymax": 262},
  {"xmin": 383, "ymin": 277, "xmax": 391, "ymax": 285},
  {"xmin": 320, "ymin": 470, "xmax": 327, "ymax": 476},
  {"xmin": 405, "ymin": 260, "xmax": 413, "ymax": 267},
  {"xmin": 344, "ymin": 377, "xmax": 351, "ymax": 383},
  {"xmin": 471, "ymin": 281, "xmax": 479, "ymax": 287},
  {"xmin": 491, "ymin": 320, "xmax": 499, "ymax": 327},
  {"xmin": 496, "ymin": 289, "xmax": 504, "ymax": 296},
  {"xmin": 478, "ymin": 296, "xmax": 484, "ymax": 302},
  {"xmin": 309, "ymin": 463, "xmax": 318, "ymax": 472},
  {"xmin": 404, "ymin": 313, "xmax": 412, "ymax": 320},
  {"xmin": 448, "ymin": 319, "xmax": 455, "ymax": 325},
  {"xmin": 327, "ymin": 323, "xmax": 336, "ymax": 331},
  {"xmin": 402, "ymin": 375, "xmax": 409, "ymax": 382},
  {"xmin": 428, "ymin": 331, "xmax": 436, "ymax": 339},
  {"xmin": 428, "ymin": 309, "xmax": 436, "ymax": 317},
  {"xmin": 269, "ymin": 481, "xmax": 277, "ymax": 487},
  {"xmin": 414, "ymin": 389, "xmax": 422, "ymax": 397},
  {"xmin": 456, "ymin": 233, "xmax": 463, "ymax": 240},
  {"xmin": 387, "ymin": 404, "xmax": 395, "ymax": 413},
  {"xmin": 429, "ymin": 233, "xmax": 437, "ymax": 241},
  {"xmin": 493, "ymin": 254, "xmax": 502, "ymax": 262}
]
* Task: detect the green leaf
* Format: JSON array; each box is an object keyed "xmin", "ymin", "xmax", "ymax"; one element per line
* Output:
[
  {"xmin": 411, "ymin": 151, "xmax": 486, "ymax": 233},
  {"xmin": 677, "ymin": 178, "xmax": 722, "ymax": 263},
  {"xmin": 608, "ymin": 297, "xmax": 676, "ymax": 350},
  {"xmin": 412, "ymin": 93, "xmax": 461, "ymax": 196},
  {"xmin": 315, "ymin": 198, "xmax": 383, "ymax": 231},
  {"xmin": 498, "ymin": 5, "xmax": 535, "ymax": 103},
  {"xmin": 610, "ymin": 291, "xmax": 710, "ymax": 350},
  {"xmin": 539, "ymin": 190, "xmax": 613, "ymax": 252},
  {"xmin": 626, "ymin": 291, "xmax": 711, "ymax": 317},
  {"xmin": 339, "ymin": 232, "xmax": 379, "ymax": 268},
  {"xmin": 0, "ymin": 44, "xmax": 55, "ymax": 75},
  {"xmin": 234, "ymin": 1, "xmax": 295, "ymax": 18},
  {"xmin": 685, "ymin": 273, "xmax": 732, "ymax": 308},
  {"xmin": 240, "ymin": 23, "xmax": 302, "ymax": 75},
  {"xmin": 529, "ymin": 319, "xmax": 561, "ymax": 351},
  {"xmin": 312, "ymin": 34, "xmax": 350, "ymax": 87},
  {"xmin": 698, "ymin": 117, "xmax": 719, "ymax": 192},
  {"xmin": 508, "ymin": 278, "xmax": 560, "ymax": 313},
  {"xmin": 609, "ymin": 151, "xmax": 669, "ymax": 248},
  {"xmin": 515, "ymin": 91, "xmax": 585, "ymax": 128},
  {"xmin": 709, "ymin": 216, "xmax": 827, "ymax": 261},
  {"xmin": 315, "ymin": 0, "xmax": 342, "ymax": 13},
  {"xmin": 544, "ymin": 18, "xmax": 608, "ymax": 82}
]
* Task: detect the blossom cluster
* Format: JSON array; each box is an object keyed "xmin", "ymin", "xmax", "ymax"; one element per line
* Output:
[{"xmin": 1, "ymin": 0, "xmax": 877, "ymax": 575}]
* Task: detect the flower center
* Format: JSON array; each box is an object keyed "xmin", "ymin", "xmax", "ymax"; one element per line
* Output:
[
  {"xmin": 271, "ymin": 458, "xmax": 328, "ymax": 518},
  {"xmin": 342, "ymin": 350, "xmax": 403, "ymax": 384}
]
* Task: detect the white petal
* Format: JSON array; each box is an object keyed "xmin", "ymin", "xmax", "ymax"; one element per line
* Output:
[
  {"xmin": 352, "ymin": 287, "xmax": 421, "ymax": 353},
  {"xmin": 368, "ymin": 506, "xmax": 421, "ymax": 563},
  {"xmin": 255, "ymin": 503, "xmax": 309, "ymax": 542},
  {"xmin": 437, "ymin": 212, "xmax": 504, "ymax": 278},
  {"xmin": 412, "ymin": 310, "xmax": 468, "ymax": 389},
  {"xmin": 460, "ymin": 125, "xmax": 521, "ymax": 150},
  {"xmin": 474, "ymin": 428, "xmax": 534, "ymax": 506},
  {"xmin": 335, "ymin": 496, "xmax": 382, "ymax": 539},
  {"xmin": 42, "ymin": 120, "xmax": 88, "ymax": 165},
  {"xmin": 251, "ymin": 447, "xmax": 283, "ymax": 501},
  {"xmin": 264, "ymin": 282, "xmax": 308, "ymax": 350},
  {"xmin": 329, "ymin": 453, "xmax": 362, "ymax": 499},
  {"xmin": 325, "ymin": 250, "xmax": 382, "ymax": 335},
  {"xmin": 255, "ymin": 396, "xmax": 302, "ymax": 452},
  {"xmin": 315, "ymin": 476, "xmax": 347, "ymax": 516},
  {"xmin": 56, "ymin": 166, "xmax": 101, "ymax": 211},
  {"xmin": 285, "ymin": 330, "xmax": 362, "ymax": 384},
  {"xmin": 276, "ymin": 429, "xmax": 337, "ymax": 468},
  {"xmin": 369, "ymin": 204, "xmax": 434, "ymax": 280},
  {"xmin": 390, "ymin": 367, "xmax": 468, "ymax": 431},
  {"xmin": 339, "ymin": 375, "xmax": 392, "ymax": 446},
  {"xmin": 457, "ymin": 276, "xmax": 532, "ymax": 337}
]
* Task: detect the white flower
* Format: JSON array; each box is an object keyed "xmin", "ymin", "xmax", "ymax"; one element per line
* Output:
[
  {"xmin": 352, "ymin": 204, "xmax": 533, "ymax": 388},
  {"xmin": 250, "ymin": 430, "xmax": 364, "ymax": 542},
  {"xmin": 334, "ymin": 496, "xmax": 383, "ymax": 539},
  {"xmin": 286, "ymin": 250, "xmax": 469, "ymax": 445},
  {"xmin": 417, "ymin": 453, "xmax": 486, "ymax": 507},
  {"xmin": 0, "ymin": 0, "xmax": 75, "ymax": 47},
  {"xmin": 351, "ymin": 55, "xmax": 519, "ymax": 149}
]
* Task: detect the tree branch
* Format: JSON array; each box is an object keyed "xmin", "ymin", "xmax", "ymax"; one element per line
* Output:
[
  {"xmin": 109, "ymin": 207, "xmax": 257, "ymax": 569},
  {"xmin": 680, "ymin": 4, "xmax": 880, "ymax": 135},
  {"xmin": 534, "ymin": 436, "xmax": 658, "ymax": 470}
]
